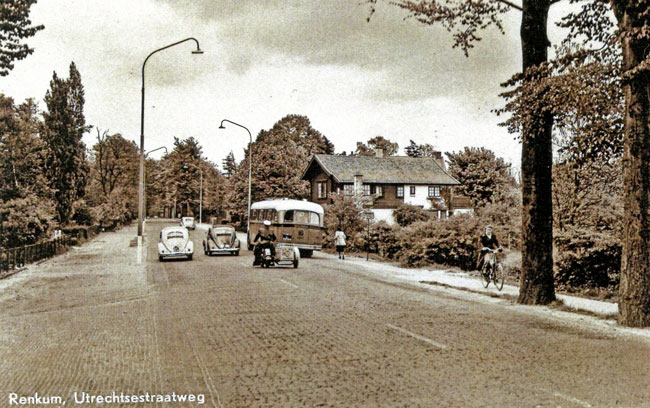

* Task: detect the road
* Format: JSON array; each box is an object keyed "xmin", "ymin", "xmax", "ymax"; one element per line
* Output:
[{"xmin": 0, "ymin": 219, "xmax": 649, "ymax": 407}]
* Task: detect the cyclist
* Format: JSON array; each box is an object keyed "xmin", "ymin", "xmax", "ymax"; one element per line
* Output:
[{"xmin": 477, "ymin": 225, "xmax": 501, "ymax": 274}]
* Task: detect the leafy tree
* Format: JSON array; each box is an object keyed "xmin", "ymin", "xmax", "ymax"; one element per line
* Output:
[
  {"xmin": 446, "ymin": 147, "xmax": 514, "ymax": 206},
  {"xmin": 0, "ymin": 0, "xmax": 44, "ymax": 76},
  {"xmin": 404, "ymin": 140, "xmax": 438, "ymax": 158},
  {"xmin": 0, "ymin": 95, "xmax": 55, "ymax": 246},
  {"xmin": 153, "ymin": 137, "xmax": 225, "ymax": 220},
  {"xmin": 355, "ymin": 135, "xmax": 399, "ymax": 156},
  {"xmin": 226, "ymin": 114, "xmax": 334, "ymax": 222},
  {"xmin": 367, "ymin": 0, "xmax": 559, "ymax": 305},
  {"xmin": 42, "ymin": 62, "xmax": 90, "ymax": 225},
  {"xmin": 86, "ymin": 129, "xmax": 139, "ymax": 226}
]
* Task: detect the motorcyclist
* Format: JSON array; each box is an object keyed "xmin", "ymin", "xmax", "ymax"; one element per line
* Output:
[
  {"xmin": 477, "ymin": 225, "xmax": 501, "ymax": 273},
  {"xmin": 253, "ymin": 220, "xmax": 276, "ymax": 266}
]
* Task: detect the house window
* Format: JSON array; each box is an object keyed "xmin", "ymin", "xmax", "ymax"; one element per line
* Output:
[
  {"xmin": 343, "ymin": 184, "xmax": 353, "ymax": 195},
  {"xmin": 363, "ymin": 184, "xmax": 371, "ymax": 196},
  {"xmin": 376, "ymin": 186, "xmax": 383, "ymax": 197},
  {"xmin": 428, "ymin": 186, "xmax": 440, "ymax": 197},
  {"xmin": 409, "ymin": 186, "xmax": 416, "ymax": 196},
  {"xmin": 397, "ymin": 186, "xmax": 404, "ymax": 198},
  {"xmin": 317, "ymin": 182, "xmax": 327, "ymax": 199}
]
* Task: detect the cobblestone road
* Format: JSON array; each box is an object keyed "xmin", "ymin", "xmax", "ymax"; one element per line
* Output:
[{"xmin": 1, "ymin": 220, "xmax": 649, "ymax": 407}]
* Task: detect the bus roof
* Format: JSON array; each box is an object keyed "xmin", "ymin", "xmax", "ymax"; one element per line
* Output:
[{"xmin": 251, "ymin": 199, "xmax": 324, "ymax": 215}]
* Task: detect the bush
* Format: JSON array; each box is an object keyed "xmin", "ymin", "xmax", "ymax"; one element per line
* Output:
[
  {"xmin": 554, "ymin": 229, "xmax": 621, "ymax": 289},
  {"xmin": 0, "ymin": 195, "xmax": 56, "ymax": 248},
  {"xmin": 396, "ymin": 215, "xmax": 482, "ymax": 270},
  {"xmin": 393, "ymin": 204, "xmax": 431, "ymax": 227},
  {"xmin": 71, "ymin": 199, "xmax": 95, "ymax": 225}
]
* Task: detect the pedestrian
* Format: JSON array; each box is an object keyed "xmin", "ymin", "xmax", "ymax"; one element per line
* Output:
[{"xmin": 334, "ymin": 226, "xmax": 347, "ymax": 260}]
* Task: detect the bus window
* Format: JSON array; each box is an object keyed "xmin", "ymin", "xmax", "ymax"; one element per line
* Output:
[
  {"xmin": 295, "ymin": 211, "xmax": 309, "ymax": 224},
  {"xmin": 309, "ymin": 212, "xmax": 320, "ymax": 226},
  {"xmin": 284, "ymin": 210, "xmax": 294, "ymax": 222}
]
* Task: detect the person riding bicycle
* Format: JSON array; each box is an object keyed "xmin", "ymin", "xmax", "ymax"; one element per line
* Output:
[
  {"xmin": 253, "ymin": 220, "xmax": 276, "ymax": 266},
  {"xmin": 477, "ymin": 225, "xmax": 501, "ymax": 273}
]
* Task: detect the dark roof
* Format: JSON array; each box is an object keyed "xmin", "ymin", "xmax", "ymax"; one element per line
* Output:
[{"xmin": 303, "ymin": 154, "xmax": 460, "ymax": 185}]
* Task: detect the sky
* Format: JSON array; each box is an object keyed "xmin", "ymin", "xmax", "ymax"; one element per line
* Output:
[{"xmin": 0, "ymin": 0, "xmax": 574, "ymax": 170}]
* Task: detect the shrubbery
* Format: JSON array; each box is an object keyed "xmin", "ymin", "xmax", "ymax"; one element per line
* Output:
[
  {"xmin": 393, "ymin": 204, "xmax": 430, "ymax": 227},
  {"xmin": 395, "ymin": 215, "xmax": 481, "ymax": 270},
  {"xmin": 554, "ymin": 229, "xmax": 621, "ymax": 289}
]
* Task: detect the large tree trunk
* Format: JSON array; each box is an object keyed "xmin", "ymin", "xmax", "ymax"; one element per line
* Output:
[
  {"xmin": 517, "ymin": 0, "xmax": 556, "ymax": 304},
  {"xmin": 614, "ymin": 0, "xmax": 650, "ymax": 327}
]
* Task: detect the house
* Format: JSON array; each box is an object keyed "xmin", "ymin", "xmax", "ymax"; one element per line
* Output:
[{"xmin": 301, "ymin": 150, "xmax": 468, "ymax": 224}]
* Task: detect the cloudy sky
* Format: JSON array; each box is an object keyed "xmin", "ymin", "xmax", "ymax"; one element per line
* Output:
[{"xmin": 1, "ymin": 0, "xmax": 573, "ymax": 169}]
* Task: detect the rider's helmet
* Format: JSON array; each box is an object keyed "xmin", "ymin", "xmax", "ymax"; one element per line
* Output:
[{"xmin": 263, "ymin": 220, "xmax": 271, "ymax": 226}]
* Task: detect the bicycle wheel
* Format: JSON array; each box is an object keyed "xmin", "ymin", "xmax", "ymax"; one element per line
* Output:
[
  {"xmin": 480, "ymin": 265, "xmax": 491, "ymax": 288},
  {"xmin": 493, "ymin": 263, "xmax": 505, "ymax": 291}
]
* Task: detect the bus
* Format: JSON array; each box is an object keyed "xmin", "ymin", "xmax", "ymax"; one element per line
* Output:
[{"xmin": 249, "ymin": 199, "xmax": 325, "ymax": 257}]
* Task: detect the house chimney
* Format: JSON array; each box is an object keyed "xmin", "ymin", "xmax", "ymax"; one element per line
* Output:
[
  {"xmin": 375, "ymin": 148, "xmax": 384, "ymax": 158},
  {"xmin": 353, "ymin": 174, "xmax": 364, "ymax": 195},
  {"xmin": 432, "ymin": 151, "xmax": 446, "ymax": 170}
]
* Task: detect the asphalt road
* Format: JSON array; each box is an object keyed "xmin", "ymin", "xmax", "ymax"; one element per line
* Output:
[{"xmin": 1, "ymin": 219, "xmax": 649, "ymax": 407}]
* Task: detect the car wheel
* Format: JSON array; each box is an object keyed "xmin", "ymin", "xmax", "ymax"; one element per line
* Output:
[
  {"xmin": 293, "ymin": 258, "xmax": 299, "ymax": 268},
  {"xmin": 187, "ymin": 254, "xmax": 193, "ymax": 261},
  {"xmin": 158, "ymin": 255, "xmax": 163, "ymax": 262},
  {"xmin": 234, "ymin": 250, "xmax": 240, "ymax": 256}
]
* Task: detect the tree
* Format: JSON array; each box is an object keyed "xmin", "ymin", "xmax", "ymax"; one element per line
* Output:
[
  {"xmin": 222, "ymin": 151, "xmax": 237, "ymax": 178},
  {"xmin": 86, "ymin": 129, "xmax": 139, "ymax": 226},
  {"xmin": 0, "ymin": 0, "xmax": 44, "ymax": 76},
  {"xmin": 446, "ymin": 147, "xmax": 515, "ymax": 206},
  {"xmin": 355, "ymin": 135, "xmax": 399, "ymax": 156},
  {"xmin": 367, "ymin": 0, "xmax": 557, "ymax": 304},
  {"xmin": 42, "ymin": 62, "xmax": 90, "ymax": 225},
  {"xmin": 404, "ymin": 139, "xmax": 438, "ymax": 158},
  {"xmin": 0, "ymin": 95, "xmax": 55, "ymax": 246},
  {"xmin": 608, "ymin": 0, "xmax": 650, "ymax": 327},
  {"xmin": 226, "ymin": 114, "xmax": 334, "ymax": 222}
]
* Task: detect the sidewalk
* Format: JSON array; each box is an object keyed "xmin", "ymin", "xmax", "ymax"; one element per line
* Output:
[{"xmin": 318, "ymin": 251, "xmax": 619, "ymax": 318}]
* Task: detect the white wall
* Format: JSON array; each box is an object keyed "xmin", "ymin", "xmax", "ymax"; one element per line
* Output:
[
  {"xmin": 370, "ymin": 209, "xmax": 396, "ymax": 225},
  {"xmin": 403, "ymin": 185, "xmax": 433, "ymax": 209}
]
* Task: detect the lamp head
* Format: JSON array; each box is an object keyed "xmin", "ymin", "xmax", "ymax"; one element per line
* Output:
[
  {"xmin": 192, "ymin": 49, "xmax": 204, "ymax": 55},
  {"xmin": 218, "ymin": 125, "xmax": 226, "ymax": 129}
]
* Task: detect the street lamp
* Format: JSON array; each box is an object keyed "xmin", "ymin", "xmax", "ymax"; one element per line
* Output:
[
  {"xmin": 144, "ymin": 146, "xmax": 168, "ymax": 219},
  {"xmin": 219, "ymin": 119, "xmax": 252, "ymax": 237},
  {"xmin": 183, "ymin": 164, "xmax": 203, "ymax": 225},
  {"xmin": 137, "ymin": 37, "xmax": 203, "ymax": 241}
]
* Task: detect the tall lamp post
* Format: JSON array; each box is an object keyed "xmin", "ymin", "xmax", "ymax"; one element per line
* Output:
[
  {"xmin": 144, "ymin": 146, "xmax": 168, "ymax": 219},
  {"xmin": 218, "ymin": 119, "xmax": 252, "ymax": 237},
  {"xmin": 137, "ymin": 38, "xmax": 203, "ymax": 241},
  {"xmin": 182, "ymin": 164, "xmax": 203, "ymax": 225}
]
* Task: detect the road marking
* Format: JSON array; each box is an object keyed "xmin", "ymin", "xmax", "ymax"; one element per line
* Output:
[
  {"xmin": 385, "ymin": 324, "xmax": 447, "ymax": 350},
  {"xmin": 550, "ymin": 391, "xmax": 592, "ymax": 407},
  {"xmin": 279, "ymin": 279, "xmax": 298, "ymax": 288}
]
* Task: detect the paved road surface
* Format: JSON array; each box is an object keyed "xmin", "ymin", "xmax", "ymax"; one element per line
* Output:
[{"xmin": 1, "ymin": 220, "xmax": 649, "ymax": 407}]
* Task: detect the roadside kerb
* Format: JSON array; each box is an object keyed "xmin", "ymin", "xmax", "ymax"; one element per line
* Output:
[{"xmin": 317, "ymin": 252, "xmax": 618, "ymax": 318}]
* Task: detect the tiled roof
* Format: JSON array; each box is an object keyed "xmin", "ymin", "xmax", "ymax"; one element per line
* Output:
[{"xmin": 304, "ymin": 154, "xmax": 460, "ymax": 185}]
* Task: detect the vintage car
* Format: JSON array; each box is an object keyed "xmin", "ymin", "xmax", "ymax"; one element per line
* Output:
[
  {"xmin": 203, "ymin": 225, "xmax": 240, "ymax": 256},
  {"xmin": 158, "ymin": 226, "xmax": 194, "ymax": 261},
  {"xmin": 180, "ymin": 216, "xmax": 196, "ymax": 230}
]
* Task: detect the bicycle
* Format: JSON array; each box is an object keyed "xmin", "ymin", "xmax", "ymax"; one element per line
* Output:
[{"xmin": 480, "ymin": 247, "xmax": 505, "ymax": 291}]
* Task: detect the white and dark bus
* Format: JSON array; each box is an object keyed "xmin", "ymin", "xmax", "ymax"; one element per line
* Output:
[{"xmin": 248, "ymin": 199, "xmax": 325, "ymax": 257}]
